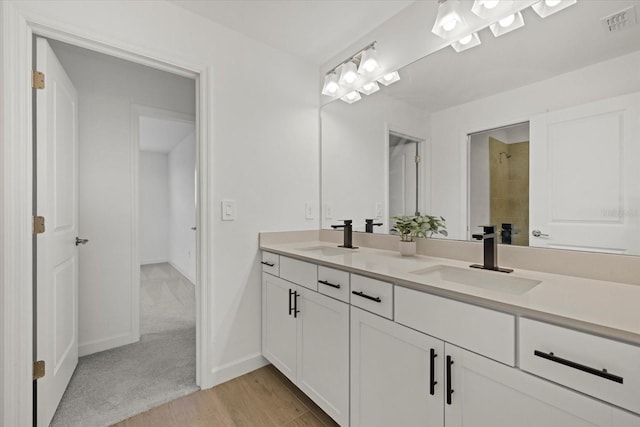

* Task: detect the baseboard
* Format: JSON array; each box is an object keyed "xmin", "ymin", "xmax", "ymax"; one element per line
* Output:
[
  {"xmin": 79, "ymin": 332, "xmax": 139, "ymax": 357},
  {"xmin": 168, "ymin": 260, "xmax": 196, "ymax": 285},
  {"xmin": 209, "ymin": 352, "xmax": 268, "ymax": 388},
  {"xmin": 140, "ymin": 258, "xmax": 168, "ymax": 266}
]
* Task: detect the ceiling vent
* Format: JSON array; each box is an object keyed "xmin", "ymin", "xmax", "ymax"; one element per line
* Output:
[{"xmin": 601, "ymin": 5, "xmax": 637, "ymax": 33}]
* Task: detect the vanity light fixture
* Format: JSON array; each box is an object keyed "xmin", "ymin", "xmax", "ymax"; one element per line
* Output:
[
  {"xmin": 489, "ymin": 11, "xmax": 525, "ymax": 37},
  {"xmin": 358, "ymin": 46, "xmax": 380, "ymax": 75},
  {"xmin": 321, "ymin": 71, "xmax": 340, "ymax": 96},
  {"xmin": 358, "ymin": 81, "xmax": 380, "ymax": 95},
  {"xmin": 339, "ymin": 60, "xmax": 359, "ymax": 87},
  {"xmin": 377, "ymin": 71, "xmax": 401, "ymax": 86},
  {"xmin": 432, "ymin": 0, "xmax": 466, "ymax": 38},
  {"xmin": 451, "ymin": 32, "xmax": 482, "ymax": 52},
  {"xmin": 532, "ymin": 0, "xmax": 576, "ymax": 18},
  {"xmin": 340, "ymin": 90, "xmax": 362, "ymax": 104},
  {"xmin": 471, "ymin": 0, "xmax": 503, "ymax": 18}
]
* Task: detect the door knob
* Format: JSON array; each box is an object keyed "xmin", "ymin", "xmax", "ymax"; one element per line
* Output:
[
  {"xmin": 75, "ymin": 237, "xmax": 89, "ymax": 246},
  {"xmin": 531, "ymin": 230, "xmax": 549, "ymax": 238}
]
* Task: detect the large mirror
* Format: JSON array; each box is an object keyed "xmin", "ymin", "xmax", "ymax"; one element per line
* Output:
[{"xmin": 321, "ymin": 0, "xmax": 640, "ymax": 255}]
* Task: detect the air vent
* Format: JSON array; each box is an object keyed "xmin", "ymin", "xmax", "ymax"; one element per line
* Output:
[{"xmin": 601, "ymin": 6, "xmax": 637, "ymax": 33}]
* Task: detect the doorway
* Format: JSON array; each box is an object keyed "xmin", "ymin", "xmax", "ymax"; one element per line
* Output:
[
  {"xmin": 468, "ymin": 122, "xmax": 530, "ymax": 246},
  {"xmin": 388, "ymin": 131, "xmax": 424, "ymax": 223},
  {"xmin": 35, "ymin": 38, "xmax": 200, "ymax": 426}
]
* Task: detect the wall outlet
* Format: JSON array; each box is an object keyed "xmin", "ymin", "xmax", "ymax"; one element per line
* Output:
[
  {"xmin": 222, "ymin": 199, "xmax": 236, "ymax": 221},
  {"xmin": 375, "ymin": 202, "xmax": 383, "ymax": 218},
  {"xmin": 325, "ymin": 204, "xmax": 333, "ymax": 219},
  {"xmin": 305, "ymin": 201, "xmax": 314, "ymax": 220}
]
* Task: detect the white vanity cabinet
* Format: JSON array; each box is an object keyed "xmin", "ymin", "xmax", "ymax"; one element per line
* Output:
[
  {"xmin": 444, "ymin": 343, "xmax": 639, "ymax": 427},
  {"xmin": 350, "ymin": 307, "xmax": 444, "ymax": 427},
  {"xmin": 262, "ymin": 258, "xmax": 349, "ymax": 426}
]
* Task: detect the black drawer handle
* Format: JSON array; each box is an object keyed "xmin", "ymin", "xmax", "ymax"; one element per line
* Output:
[
  {"xmin": 352, "ymin": 290, "xmax": 381, "ymax": 303},
  {"xmin": 288, "ymin": 289, "xmax": 294, "ymax": 316},
  {"xmin": 446, "ymin": 355, "xmax": 454, "ymax": 405},
  {"xmin": 534, "ymin": 350, "xmax": 623, "ymax": 384},
  {"xmin": 318, "ymin": 279, "xmax": 341, "ymax": 289},
  {"xmin": 430, "ymin": 348, "xmax": 438, "ymax": 396},
  {"xmin": 261, "ymin": 261, "xmax": 275, "ymax": 267}
]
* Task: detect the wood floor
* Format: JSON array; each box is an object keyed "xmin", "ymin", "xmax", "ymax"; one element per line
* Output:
[{"xmin": 112, "ymin": 365, "xmax": 340, "ymax": 427}]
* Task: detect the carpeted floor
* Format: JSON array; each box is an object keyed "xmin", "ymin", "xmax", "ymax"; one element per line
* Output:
[{"xmin": 50, "ymin": 263, "xmax": 198, "ymax": 427}]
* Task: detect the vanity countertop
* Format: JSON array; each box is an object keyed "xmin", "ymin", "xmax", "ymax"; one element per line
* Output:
[{"xmin": 260, "ymin": 240, "xmax": 640, "ymax": 346}]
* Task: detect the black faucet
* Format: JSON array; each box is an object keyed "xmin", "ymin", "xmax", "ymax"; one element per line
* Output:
[
  {"xmin": 331, "ymin": 220, "xmax": 358, "ymax": 249},
  {"xmin": 470, "ymin": 225, "xmax": 513, "ymax": 273},
  {"xmin": 365, "ymin": 219, "xmax": 383, "ymax": 233}
]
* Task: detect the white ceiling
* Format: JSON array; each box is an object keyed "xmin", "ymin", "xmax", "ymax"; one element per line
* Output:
[
  {"xmin": 139, "ymin": 116, "xmax": 195, "ymax": 153},
  {"xmin": 169, "ymin": 0, "xmax": 415, "ymax": 64}
]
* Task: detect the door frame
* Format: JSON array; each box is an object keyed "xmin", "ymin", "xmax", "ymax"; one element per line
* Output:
[{"xmin": 1, "ymin": 4, "xmax": 214, "ymax": 425}]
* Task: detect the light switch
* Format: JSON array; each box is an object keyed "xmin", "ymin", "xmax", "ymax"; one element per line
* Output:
[
  {"xmin": 305, "ymin": 202, "xmax": 314, "ymax": 220},
  {"xmin": 222, "ymin": 200, "xmax": 236, "ymax": 221}
]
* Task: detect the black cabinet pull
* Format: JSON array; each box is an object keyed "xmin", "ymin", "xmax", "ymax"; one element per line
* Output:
[
  {"xmin": 534, "ymin": 350, "xmax": 623, "ymax": 384},
  {"xmin": 261, "ymin": 261, "xmax": 275, "ymax": 267},
  {"xmin": 293, "ymin": 291, "xmax": 300, "ymax": 318},
  {"xmin": 352, "ymin": 290, "xmax": 381, "ymax": 303},
  {"xmin": 318, "ymin": 279, "xmax": 341, "ymax": 289},
  {"xmin": 288, "ymin": 289, "xmax": 294, "ymax": 316},
  {"xmin": 430, "ymin": 348, "xmax": 438, "ymax": 396},
  {"xmin": 446, "ymin": 355, "xmax": 454, "ymax": 405}
]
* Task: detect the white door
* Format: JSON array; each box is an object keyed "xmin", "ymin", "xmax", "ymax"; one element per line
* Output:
[
  {"xmin": 444, "ymin": 344, "xmax": 624, "ymax": 427},
  {"xmin": 351, "ymin": 307, "xmax": 444, "ymax": 427},
  {"xmin": 389, "ymin": 137, "xmax": 420, "ymax": 218},
  {"xmin": 530, "ymin": 93, "xmax": 640, "ymax": 254},
  {"xmin": 296, "ymin": 288, "xmax": 349, "ymax": 426},
  {"xmin": 261, "ymin": 274, "xmax": 297, "ymax": 383},
  {"xmin": 35, "ymin": 37, "xmax": 79, "ymax": 427}
]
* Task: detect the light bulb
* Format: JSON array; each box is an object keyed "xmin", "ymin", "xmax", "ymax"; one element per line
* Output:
[
  {"xmin": 442, "ymin": 17, "xmax": 457, "ymax": 32},
  {"xmin": 383, "ymin": 73, "xmax": 395, "ymax": 82},
  {"xmin": 346, "ymin": 92, "xmax": 357, "ymax": 100},
  {"xmin": 339, "ymin": 61, "xmax": 359, "ymax": 87},
  {"xmin": 499, "ymin": 14, "xmax": 515, "ymax": 27},
  {"xmin": 363, "ymin": 82, "xmax": 375, "ymax": 91},
  {"xmin": 545, "ymin": 0, "xmax": 562, "ymax": 6},
  {"xmin": 459, "ymin": 34, "xmax": 473, "ymax": 45},
  {"xmin": 484, "ymin": 0, "xmax": 499, "ymax": 9},
  {"xmin": 321, "ymin": 72, "xmax": 340, "ymax": 97}
]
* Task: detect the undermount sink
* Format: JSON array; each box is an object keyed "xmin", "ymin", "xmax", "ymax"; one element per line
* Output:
[
  {"xmin": 409, "ymin": 265, "xmax": 541, "ymax": 295},
  {"xmin": 296, "ymin": 246, "xmax": 358, "ymax": 256}
]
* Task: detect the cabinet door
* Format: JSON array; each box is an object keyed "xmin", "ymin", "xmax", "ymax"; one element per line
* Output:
[
  {"xmin": 351, "ymin": 307, "xmax": 444, "ymax": 427},
  {"xmin": 444, "ymin": 344, "xmax": 623, "ymax": 427},
  {"xmin": 297, "ymin": 288, "xmax": 349, "ymax": 426},
  {"xmin": 262, "ymin": 274, "xmax": 297, "ymax": 382}
]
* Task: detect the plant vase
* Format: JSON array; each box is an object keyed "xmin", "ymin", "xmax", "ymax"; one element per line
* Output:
[{"xmin": 398, "ymin": 240, "xmax": 417, "ymax": 256}]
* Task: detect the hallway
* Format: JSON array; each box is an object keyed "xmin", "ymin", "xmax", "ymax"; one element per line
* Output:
[{"xmin": 51, "ymin": 263, "xmax": 197, "ymax": 427}]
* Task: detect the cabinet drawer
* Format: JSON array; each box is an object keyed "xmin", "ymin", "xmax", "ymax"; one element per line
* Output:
[
  {"xmin": 317, "ymin": 266, "xmax": 350, "ymax": 303},
  {"xmin": 395, "ymin": 286, "xmax": 515, "ymax": 365},
  {"xmin": 280, "ymin": 256, "xmax": 318, "ymax": 290},
  {"xmin": 350, "ymin": 274, "xmax": 393, "ymax": 319},
  {"xmin": 520, "ymin": 318, "xmax": 640, "ymax": 414},
  {"xmin": 261, "ymin": 252, "xmax": 280, "ymax": 276}
]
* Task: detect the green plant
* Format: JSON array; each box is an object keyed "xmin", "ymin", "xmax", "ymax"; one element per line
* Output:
[{"xmin": 391, "ymin": 215, "xmax": 448, "ymax": 242}]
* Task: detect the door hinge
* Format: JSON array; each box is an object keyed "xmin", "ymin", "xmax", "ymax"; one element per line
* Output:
[
  {"xmin": 415, "ymin": 155, "xmax": 422, "ymax": 164},
  {"xmin": 33, "ymin": 216, "xmax": 45, "ymax": 234},
  {"xmin": 32, "ymin": 71, "xmax": 45, "ymax": 90},
  {"xmin": 33, "ymin": 360, "xmax": 45, "ymax": 380}
]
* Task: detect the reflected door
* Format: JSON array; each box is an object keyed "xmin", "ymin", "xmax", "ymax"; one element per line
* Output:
[
  {"xmin": 389, "ymin": 133, "xmax": 421, "ymax": 222},
  {"xmin": 530, "ymin": 92, "xmax": 640, "ymax": 254}
]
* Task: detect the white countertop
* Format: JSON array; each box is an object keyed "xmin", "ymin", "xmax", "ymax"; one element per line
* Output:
[{"xmin": 260, "ymin": 240, "xmax": 640, "ymax": 346}]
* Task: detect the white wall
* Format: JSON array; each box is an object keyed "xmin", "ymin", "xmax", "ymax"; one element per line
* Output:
[
  {"xmin": 9, "ymin": 0, "xmax": 319, "ymax": 389},
  {"xmin": 321, "ymin": 94, "xmax": 429, "ymax": 232},
  {"xmin": 430, "ymin": 50, "xmax": 640, "ymax": 240},
  {"xmin": 140, "ymin": 151, "xmax": 170, "ymax": 264},
  {"xmin": 168, "ymin": 131, "xmax": 196, "ymax": 284},
  {"xmin": 49, "ymin": 40, "xmax": 196, "ymax": 356}
]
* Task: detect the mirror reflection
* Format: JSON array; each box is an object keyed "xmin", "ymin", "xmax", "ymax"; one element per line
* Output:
[{"xmin": 320, "ymin": 0, "xmax": 640, "ymax": 255}]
